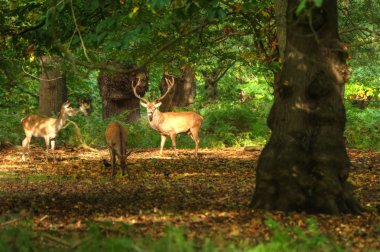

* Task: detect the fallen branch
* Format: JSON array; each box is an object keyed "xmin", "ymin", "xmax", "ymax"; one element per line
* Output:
[
  {"xmin": 62, "ymin": 120, "xmax": 98, "ymax": 152},
  {"xmin": 244, "ymin": 146, "xmax": 262, "ymax": 152},
  {"xmin": 41, "ymin": 233, "xmax": 73, "ymax": 248},
  {"xmin": 0, "ymin": 219, "xmax": 19, "ymax": 227}
]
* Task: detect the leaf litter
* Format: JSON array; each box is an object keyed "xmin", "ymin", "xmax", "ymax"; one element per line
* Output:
[{"xmin": 0, "ymin": 146, "xmax": 379, "ymax": 250}]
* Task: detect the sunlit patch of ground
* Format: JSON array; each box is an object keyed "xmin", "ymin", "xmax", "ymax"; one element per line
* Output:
[{"xmin": 0, "ymin": 146, "xmax": 379, "ymax": 250}]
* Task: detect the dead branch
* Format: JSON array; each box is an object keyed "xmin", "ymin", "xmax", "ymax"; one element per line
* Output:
[
  {"xmin": 0, "ymin": 219, "xmax": 19, "ymax": 227},
  {"xmin": 40, "ymin": 233, "xmax": 73, "ymax": 248},
  {"xmin": 62, "ymin": 120, "xmax": 98, "ymax": 152}
]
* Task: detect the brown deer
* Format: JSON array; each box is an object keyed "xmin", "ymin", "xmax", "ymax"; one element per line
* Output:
[
  {"xmin": 21, "ymin": 101, "xmax": 77, "ymax": 162},
  {"xmin": 132, "ymin": 77, "xmax": 203, "ymax": 156},
  {"xmin": 105, "ymin": 122, "xmax": 132, "ymax": 178}
]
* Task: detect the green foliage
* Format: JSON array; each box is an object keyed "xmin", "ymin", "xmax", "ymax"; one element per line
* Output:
[
  {"xmin": 0, "ymin": 226, "xmax": 35, "ymax": 252},
  {"xmin": 0, "ymin": 219, "xmax": 342, "ymax": 252},
  {"xmin": 0, "ymin": 109, "xmax": 25, "ymax": 145},
  {"xmin": 344, "ymin": 82, "xmax": 380, "ymax": 151},
  {"xmin": 200, "ymin": 102, "xmax": 270, "ymax": 148},
  {"xmin": 254, "ymin": 218, "xmax": 339, "ymax": 252},
  {"xmin": 296, "ymin": 0, "xmax": 325, "ymax": 15},
  {"xmin": 345, "ymin": 107, "xmax": 380, "ymax": 150}
]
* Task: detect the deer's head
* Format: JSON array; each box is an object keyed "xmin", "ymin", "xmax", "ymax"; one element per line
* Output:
[
  {"xmin": 60, "ymin": 101, "xmax": 78, "ymax": 117},
  {"xmin": 132, "ymin": 76, "xmax": 174, "ymax": 121}
]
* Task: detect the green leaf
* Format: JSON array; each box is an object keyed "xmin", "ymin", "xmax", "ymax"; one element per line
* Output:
[
  {"xmin": 296, "ymin": 0, "xmax": 307, "ymax": 15},
  {"xmin": 314, "ymin": 0, "xmax": 323, "ymax": 7},
  {"xmin": 207, "ymin": 8, "xmax": 216, "ymax": 20},
  {"xmin": 217, "ymin": 8, "xmax": 226, "ymax": 20}
]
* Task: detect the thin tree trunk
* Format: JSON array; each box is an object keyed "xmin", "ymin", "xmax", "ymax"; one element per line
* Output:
[{"xmin": 251, "ymin": 0, "xmax": 362, "ymax": 214}]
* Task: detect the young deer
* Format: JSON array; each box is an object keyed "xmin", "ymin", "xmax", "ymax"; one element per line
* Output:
[
  {"xmin": 21, "ymin": 101, "xmax": 77, "ymax": 162},
  {"xmin": 132, "ymin": 77, "xmax": 203, "ymax": 156},
  {"xmin": 105, "ymin": 122, "xmax": 131, "ymax": 177}
]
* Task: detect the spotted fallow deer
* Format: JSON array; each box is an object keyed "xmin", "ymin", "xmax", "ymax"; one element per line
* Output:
[
  {"xmin": 132, "ymin": 77, "xmax": 203, "ymax": 156},
  {"xmin": 105, "ymin": 121, "xmax": 131, "ymax": 178},
  {"xmin": 21, "ymin": 101, "xmax": 77, "ymax": 162}
]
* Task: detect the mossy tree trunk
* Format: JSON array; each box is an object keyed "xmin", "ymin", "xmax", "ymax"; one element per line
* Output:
[
  {"xmin": 98, "ymin": 64, "xmax": 148, "ymax": 121},
  {"xmin": 251, "ymin": 0, "xmax": 362, "ymax": 214}
]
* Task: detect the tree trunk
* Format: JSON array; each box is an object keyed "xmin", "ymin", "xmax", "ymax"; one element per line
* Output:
[
  {"xmin": 98, "ymin": 64, "xmax": 148, "ymax": 121},
  {"xmin": 202, "ymin": 70, "xmax": 219, "ymax": 100},
  {"xmin": 202, "ymin": 62, "xmax": 235, "ymax": 101},
  {"xmin": 251, "ymin": 0, "xmax": 362, "ymax": 214},
  {"xmin": 38, "ymin": 56, "xmax": 67, "ymax": 116},
  {"xmin": 159, "ymin": 66, "xmax": 196, "ymax": 112}
]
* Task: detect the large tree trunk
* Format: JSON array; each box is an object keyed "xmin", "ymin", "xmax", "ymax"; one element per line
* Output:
[
  {"xmin": 251, "ymin": 0, "xmax": 362, "ymax": 214},
  {"xmin": 159, "ymin": 66, "xmax": 196, "ymax": 112},
  {"xmin": 38, "ymin": 56, "xmax": 67, "ymax": 116},
  {"xmin": 98, "ymin": 64, "xmax": 148, "ymax": 121}
]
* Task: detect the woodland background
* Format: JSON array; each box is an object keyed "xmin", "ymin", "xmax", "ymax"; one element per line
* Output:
[{"xmin": 0, "ymin": 0, "xmax": 379, "ymax": 251}]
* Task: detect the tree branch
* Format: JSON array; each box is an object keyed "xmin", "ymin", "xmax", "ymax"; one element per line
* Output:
[
  {"xmin": 70, "ymin": 0, "xmax": 90, "ymax": 62},
  {"xmin": 348, "ymin": 38, "xmax": 380, "ymax": 47},
  {"xmin": 47, "ymin": 1, "xmax": 214, "ymax": 74},
  {"xmin": 18, "ymin": 20, "xmax": 46, "ymax": 36},
  {"xmin": 215, "ymin": 60, "xmax": 236, "ymax": 83},
  {"xmin": 340, "ymin": 26, "xmax": 380, "ymax": 37}
]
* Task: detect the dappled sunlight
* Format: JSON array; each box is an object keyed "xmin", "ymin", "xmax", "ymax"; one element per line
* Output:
[
  {"xmin": 0, "ymin": 147, "xmax": 379, "ymax": 249},
  {"xmin": 294, "ymin": 96, "xmax": 313, "ymax": 112}
]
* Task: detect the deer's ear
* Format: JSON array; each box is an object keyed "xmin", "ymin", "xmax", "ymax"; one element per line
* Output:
[
  {"xmin": 140, "ymin": 102, "xmax": 148, "ymax": 108},
  {"xmin": 154, "ymin": 102, "xmax": 162, "ymax": 108},
  {"xmin": 63, "ymin": 101, "xmax": 71, "ymax": 108}
]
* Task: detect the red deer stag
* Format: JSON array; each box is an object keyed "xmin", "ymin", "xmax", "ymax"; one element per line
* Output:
[
  {"xmin": 105, "ymin": 122, "xmax": 131, "ymax": 178},
  {"xmin": 21, "ymin": 101, "xmax": 77, "ymax": 162},
  {"xmin": 132, "ymin": 77, "xmax": 203, "ymax": 156}
]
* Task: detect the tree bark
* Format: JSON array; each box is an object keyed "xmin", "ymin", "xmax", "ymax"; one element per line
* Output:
[
  {"xmin": 98, "ymin": 64, "xmax": 148, "ymax": 121},
  {"xmin": 251, "ymin": 0, "xmax": 362, "ymax": 214},
  {"xmin": 159, "ymin": 66, "xmax": 196, "ymax": 112},
  {"xmin": 38, "ymin": 56, "xmax": 67, "ymax": 116},
  {"xmin": 202, "ymin": 70, "xmax": 219, "ymax": 100}
]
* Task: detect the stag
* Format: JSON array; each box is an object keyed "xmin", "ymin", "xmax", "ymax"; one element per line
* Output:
[
  {"xmin": 132, "ymin": 77, "xmax": 203, "ymax": 156},
  {"xmin": 21, "ymin": 101, "xmax": 77, "ymax": 162}
]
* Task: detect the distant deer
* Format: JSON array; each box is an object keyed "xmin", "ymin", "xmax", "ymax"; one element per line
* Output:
[
  {"xmin": 77, "ymin": 97, "xmax": 93, "ymax": 116},
  {"xmin": 105, "ymin": 122, "xmax": 131, "ymax": 177},
  {"xmin": 21, "ymin": 101, "xmax": 77, "ymax": 162},
  {"xmin": 132, "ymin": 77, "xmax": 203, "ymax": 156}
]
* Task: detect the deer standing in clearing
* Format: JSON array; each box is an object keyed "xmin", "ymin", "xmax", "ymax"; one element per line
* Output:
[
  {"xmin": 132, "ymin": 77, "xmax": 203, "ymax": 156},
  {"xmin": 21, "ymin": 101, "xmax": 77, "ymax": 162},
  {"xmin": 105, "ymin": 122, "xmax": 131, "ymax": 178}
]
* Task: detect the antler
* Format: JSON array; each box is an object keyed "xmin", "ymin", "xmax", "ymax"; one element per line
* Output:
[
  {"xmin": 154, "ymin": 76, "xmax": 175, "ymax": 102},
  {"xmin": 131, "ymin": 78, "xmax": 149, "ymax": 103}
]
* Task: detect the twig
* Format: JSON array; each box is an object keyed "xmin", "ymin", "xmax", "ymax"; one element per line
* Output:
[
  {"xmin": 0, "ymin": 219, "xmax": 19, "ymax": 227},
  {"xmin": 41, "ymin": 233, "xmax": 73, "ymax": 248},
  {"xmin": 70, "ymin": 0, "xmax": 90, "ymax": 62},
  {"xmin": 22, "ymin": 65, "xmax": 63, "ymax": 81}
]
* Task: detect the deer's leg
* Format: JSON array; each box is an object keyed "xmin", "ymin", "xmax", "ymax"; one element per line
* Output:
[
  {"xmin": 160, "ymin": 135, "xmax": 167, "ymax": 155},
  {"xmin": 44, "ymin": 137, "xmax": 50, "ymax": 162},
  {"xmin": 190, "ymin": 128, "xmax": 200, "ymax": 157},
  {"xmin": 170, "ymin": 133, "xmax": 177, "ymax": 156},
  {"xmin": 50, "ymin": 139, "xmax": 56, "ymax": 163},
  {"xmin": 120, "ymin": 154, "xmax": 126, "ymax": 176},
  {"xmin": 22, "ymin": 134, "xmax": 32, "ymax": 161},
  {"xmin": 111, "ymin": 149, "xmax": 116, "ymax": 178}
]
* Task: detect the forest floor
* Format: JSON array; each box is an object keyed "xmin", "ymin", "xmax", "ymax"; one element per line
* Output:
[{"xmin": 0, "ymin": 146, "xmax": 379, "ymax": 251}]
